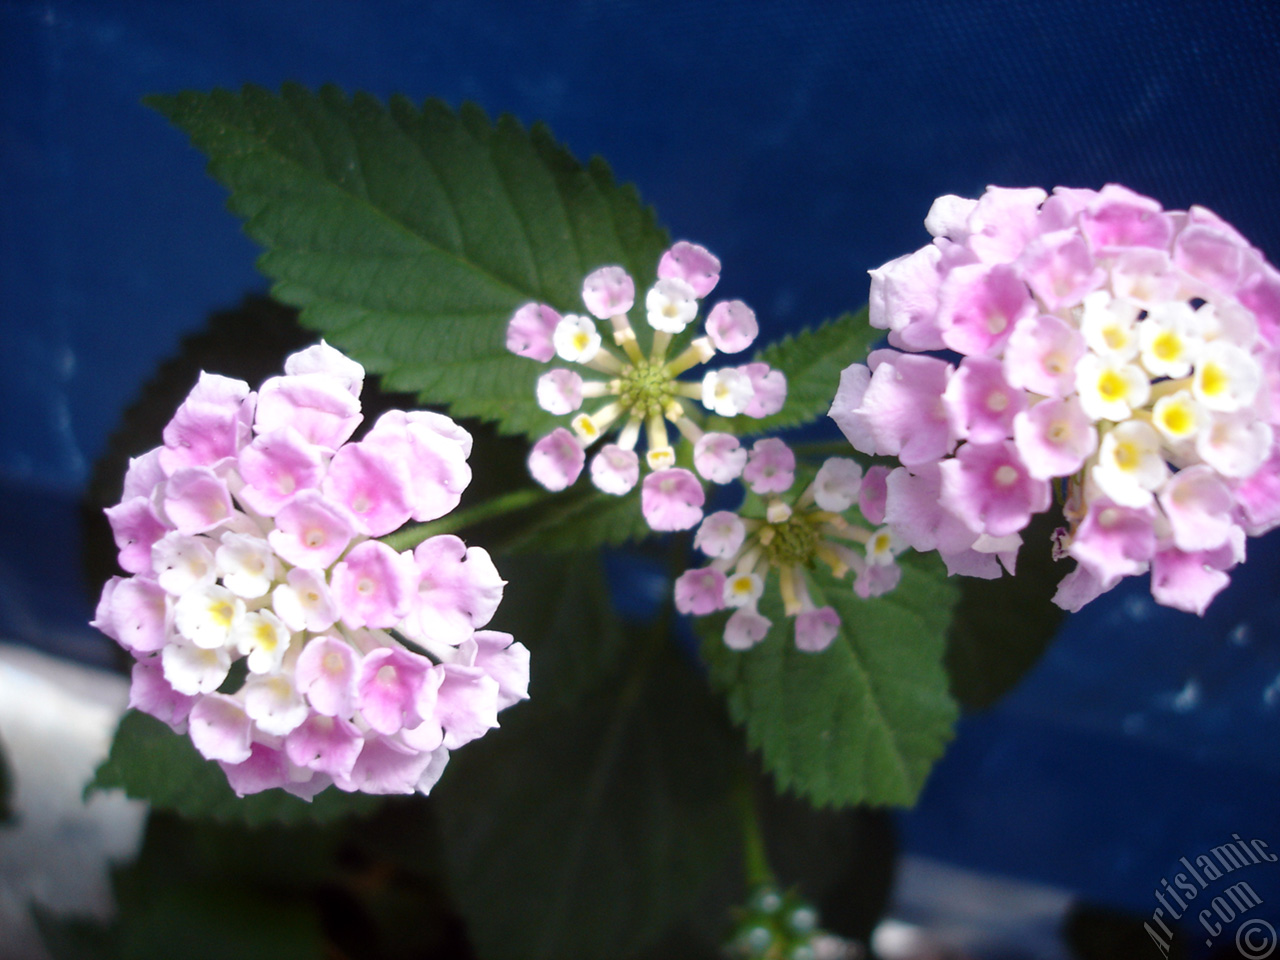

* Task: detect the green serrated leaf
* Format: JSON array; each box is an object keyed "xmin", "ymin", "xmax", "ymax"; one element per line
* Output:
[
  {"xmin": 147, "ymin": 85, "xmax": 670, "ymax": 439},
  {"xmin": 702, "ymin": 554, "xmax": 960, "ymax": 808},
  {"xmin": 434, "ymin": 635, "xmax": 738, "ymax": 960},
  {"xmin": 712, "ymin": 307, "xmax": 878, "ymax": 436},
  {"xmin": 498, "ymin": 484, "xmax": 653, "ymax": 554},
  {"xmin": 945, "ymin": 510, "xmax": 1066, "ymax": 710},
  {"xmin": 91, "ymin": 711, "xmax": 382, "ymax": 826}
]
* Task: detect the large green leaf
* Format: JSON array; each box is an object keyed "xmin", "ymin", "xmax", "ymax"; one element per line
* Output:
[
  {"xmin": 90, "ymin": 711, "xmax": 383, "ymax": 826},
  {"xmin": 945, "ymin": 510, "xmax": 1066, "ymax": 710},
  {"xmin": 147, "ymin": 85, "xmax": 670, "ymax": 439},
  {"xmin": 702, "ymin": 554, "xmax": 959, "ymax": 808},
  {"xmin": 712, "ymin": 307, "xmax": 879, "ymax": 436},
  {"xmin": 434, "ymin": 632, "xmax": 739, "ymax": 960},
  {"xmin": 497, "ymin": 484, "xmax": 653, "ymax": 554}
]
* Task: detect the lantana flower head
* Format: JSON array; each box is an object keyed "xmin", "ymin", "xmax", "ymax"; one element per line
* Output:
[
  {"xmin": 507, "ymin": 241, "xmax": 787, "ymax": 531},
  {"xmin": 674, "ymin": 440, "xmax": 907, "ymax": 652},
  {"xmin": 95, "ymin": 342, "xmax": 530, "ymax": 798},
  {"xmin": 831, "ymin": 184, "xmax": 1280, "ymax": 615}
]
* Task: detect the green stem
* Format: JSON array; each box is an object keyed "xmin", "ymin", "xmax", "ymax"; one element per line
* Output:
[
  {"xmin": 735, "ymin": 772, "xmax": 775, "ymax": 889},
  {"xmin": 379, "ymin": 487, "xmax": 551, "ymax": 552}
]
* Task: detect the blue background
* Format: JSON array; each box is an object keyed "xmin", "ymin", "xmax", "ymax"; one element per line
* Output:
[{"xmin": 3, "ymin": 0, "xmax": 1279, "ymax": 943}]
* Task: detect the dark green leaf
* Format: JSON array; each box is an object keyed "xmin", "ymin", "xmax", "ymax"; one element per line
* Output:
[
  {"xmin": 486, "ymin": 553, "xmax": 627, "ymax": 708},
  {"xmin": 434, "ymin": 635, "xmax": 738, "ymax": 960},
  {"xmin": 90, "ymin": 711, "xmax": 383, "ymax": 826},
  {"xmin": 712, "ymin": 307, "xmax": 878, "ymax": 436},
  {"xmin": 147, "ymin": 85, "xmax": 670, "ymax": 439},
  {"xmin": 32, "ymin": 906, "xmax": 120, "ymax": 960},
  {"xmin": 497, "ymin": 485, "xmax": 653, "ymax": 554},
  {"xmin": 702, "ymin": 554, "xmax": 960, "ymax": 808},
  {"xmin": 945, "ymin": 510, "xmax": 1066, "ymax": 710}
]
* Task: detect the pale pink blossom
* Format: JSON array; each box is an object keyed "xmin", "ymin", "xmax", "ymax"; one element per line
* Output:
[
  {"xmin": 1158, "ymin": 465, "xmax": 1238, "ymax": 552},
  {"xmin": 859, "ymin": 465, "xmax": 890, "ymax": 525},
  {"xmin": 285, "ymin": 713, "xmax": 364, "ymax": 779},
  {"xmin": 467, "ymin": 631, "xmax": 531, "ymax": 711},
  {"xmin": 1012, "ymin": 396, "xmax": 1097, "ymax": 480},
  {"xmin": 356, "ymin": 647, "xmax": 439, "ymax": 736},
  {"xmin": 236, "ymin": 426, "xmax": 324, "ymax": 516},
  {"xmin": 741, "ymin": 362, "xmax": 787, "ymax": 418},
  {"xmin": 1002, "ymin": 315, "xmax": 1086, "ymax": 398},
  {"xmin": 294, "ymin": 635, "xmax": 360, "ymax": 718},
  {"xmin": 128, "ymin": 658, "xmax": 196, "ymax": 733},
  {"xmin": 403, "ymin": 535, "xmax": 505, "ymax": 646},
  {"xmin": 255, "ymin": 373, "xmax": 363, "ymax": 449},
  {"xmin": 330, "ymin": 540, "xmax": 418, "ymax": 630},
  {"xmin": 283, "ymin": 340, "xmax": 365, "ymax": 395},
  {"xmin": 506, "ymin": 302, "xmax": 562, "ymax": 361},
  {"xmin": 163, "ymin": 467, "xmax": 235, "ymax": 535},
  {"xmin": 93, "ymin": 343, "xmax": 525, "ymax": 799},
  {"xmin": 582, "ymin": 265, "xmax": 636, "ymax": 318},
  {"xmin": 743, "ymin": 438, "xmax": 796, "ymax": 495},
  {"xmin": 939, "ymin": 441, "xmax": 1050, "ymax": 538},
  {"xmin": 943, "ymin": 356, "xmax": 1025, "ymax": 443},
  {"xmin": 362, "ymin": 411, "xmax": 472, "ymax": 522},
  {"xmin": 694, "ymin": 511, "xmax": 747, "ymax": 558},
  {"xmin": 724, "ymin": 607, "xmax": 770, "ymax": 650},
  {"xmin": 528, "ymin": 428, "xmax": 584, "ymax": 492},
  {"xmin": 590, "ymin": 444, "xmax": 640, "ymax": 494},
  {"xmin": 268, "ymin": 489, "xmax": 355, "ymax": 570},
  {"xmin": 693, "ymin": 432, "xmax": 747, "ymax": 483},
  {"xmin": 188, "ymin": 693, "xmax": 253, "ymax": 763},
  {"xmin": 936, "ymin": 263, "xmax": 1033, "ymax": 356},
  {"xmin": 674, "ymin": 568, "xmax": 727, "ymax": 616},
  {"xmin": 794, "ymin": 607, "xmax": 839, "ymax": 653},
  {"xmin": 658, "ymin": 241, "xmax": 721, "ymax": 298},
  {"xmin": 641, "ymin": 468, "xmax": 705, "ymax": 531},
  {"xmin": 870, "ymin": 244, "xmax": 947, "ymax": 352},
  {"xmin": 435, "ymin": 664, "xmax": 501, "ymax": 750},
  {"xmin": 321, "ymin": 442, "xmax": 414, "ymax": 537},
  {"xmin": 705, "ymin": 300, "xmax": 758, "ymax": 353},
  {"xmin": 536, "ymin": 369, "xmax": 585, "ymax": 415},
  {"xmin": 159, "ymin": 372, "xmax": 253, "ymax": 474}
]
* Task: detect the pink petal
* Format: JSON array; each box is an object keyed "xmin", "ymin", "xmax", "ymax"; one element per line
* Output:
[
  {"xmin": 330, "ymin": 540, "xmax": 418, "ymax": 630},
  {"xmin": 794, "ymin": 607, "xmax": 840, "ymax": 652},
  {"xmin": 674, "ymin": 568, "xmax": 727, "ymax": 615},
  {"xmin": 582, "ymin": 266, "xmax": 636, "ymax": 318},
  {"xmin": 507, "ymin": 303, "xmax": 562, "ymax": 361},
  {"xmin": 705, "ymin": 300, "xmax": 758, "ymax": 353},
  {"xmin": 528, "ymin": 428, "xmax": 585, "ymax": 492},
  {"xmin": 641, "ymin": 468, "xmax": 706, "ymax": 532},
  {"xmin": 658, "ymin": 241, "xmax": 721, "ymax": 298}
]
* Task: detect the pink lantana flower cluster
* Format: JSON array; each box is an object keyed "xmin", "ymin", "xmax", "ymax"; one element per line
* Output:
[
  {"xmin": 674, "ymin": 438, "xmax": 905, "ymax": 652},
  {"xmin": 507, "ymin": 241, "xmax": 786, "ymax": 531},
  {"xmin": 93, "ymin": 343, "xmax": 529, "ymax": 798},
  {"xmin": 831, "ymin": 184, "xmax": 1280, "ymax": 615}
]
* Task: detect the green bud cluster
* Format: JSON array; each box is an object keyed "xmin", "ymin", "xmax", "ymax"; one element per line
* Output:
[
  {"xmin": 726, "ymin": 884, "xmax": 841, "ymax": 960},
  {"xmin": 618, "ymin": 359, "xmax": 677, "ymax": 417},
  {"xmin": 763, "ymin": 514, "xmax": 820, "ymax": 569}
]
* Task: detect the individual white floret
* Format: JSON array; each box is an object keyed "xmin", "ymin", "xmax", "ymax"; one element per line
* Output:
[
  {"xmin": 174, "ymin": 583, "xmax": 245, "ymax": 650},
  {"xmin": 216, "ymin": 532, "xmax": 278, "ymax": 599},
  {"xmin": 1091, "ymin": 420, "xmax": 1169, "ymax": 507},
  {"xmin": 553, "ymin": 315, "xmax": 602, "ymax": 363}
]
